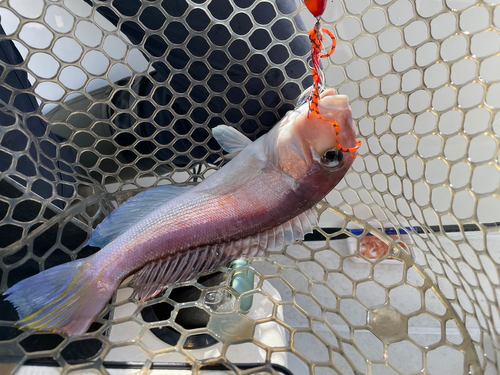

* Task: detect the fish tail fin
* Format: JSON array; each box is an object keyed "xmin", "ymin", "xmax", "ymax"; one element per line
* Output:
[{"xmin": 4, "ymin": 259, "xmax": 114, "ymax": 335}]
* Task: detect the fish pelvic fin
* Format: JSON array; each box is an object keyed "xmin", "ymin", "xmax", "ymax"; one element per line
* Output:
[{"xmin": 4, "ymin": 259, "xmax": 114, "ymax": 336}]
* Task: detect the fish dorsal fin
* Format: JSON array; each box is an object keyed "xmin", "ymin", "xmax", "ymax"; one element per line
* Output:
[
  {"xmin": 88, "ymin": 185, "xmax": 192, "ymax": 248},
  {"xmin": 212, "ymin": 125, "xmax": 252, "ymax": 154},
  {"xmin": 131, "ymin": 208, "xmax": 318, "ymax": 301}
]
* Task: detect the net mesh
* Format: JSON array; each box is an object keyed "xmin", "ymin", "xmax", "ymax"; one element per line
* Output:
[{"xmin": 0, "ymin": 0, "xmax": 499, "ymax": 374}]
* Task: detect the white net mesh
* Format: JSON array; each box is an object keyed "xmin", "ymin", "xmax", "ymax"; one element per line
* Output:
[{"xmin": 0, "ymin": 0, "xmax": 499, "ymax": 374}]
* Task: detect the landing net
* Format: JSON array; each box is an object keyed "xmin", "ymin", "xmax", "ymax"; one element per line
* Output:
[{"xmin": 0, "ymin": 1, "xmax": 499, "ymax": 374}]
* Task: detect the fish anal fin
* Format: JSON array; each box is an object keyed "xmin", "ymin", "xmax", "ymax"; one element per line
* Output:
[
  {"xmin": 130, "ymin": 208, "xmax": 318, "ymax": 301},
  {"xmin": 253, "ymin": 207, "xmax": 318, "ymax": 253}
]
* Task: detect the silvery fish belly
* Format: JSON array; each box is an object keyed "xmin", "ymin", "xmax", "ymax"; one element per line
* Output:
[{"xmin": 4, "ymin": 90, "xmax": 359, "ymax": 335}]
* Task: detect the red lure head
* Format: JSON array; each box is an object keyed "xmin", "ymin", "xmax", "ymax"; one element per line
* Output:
[{"xmin": 305, "ymin": 0, "xmax": 327, "ymax": 18}]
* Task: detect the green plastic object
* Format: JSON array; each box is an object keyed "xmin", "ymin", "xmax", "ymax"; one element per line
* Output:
[{"xmin": 230, "ymin": 259, "xmax": 254, "ymax": 314}]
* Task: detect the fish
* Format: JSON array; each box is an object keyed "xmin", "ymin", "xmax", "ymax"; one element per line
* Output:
[{"xmin": 3, "ymin": 89, "xmax": 359, "ymax": 336}]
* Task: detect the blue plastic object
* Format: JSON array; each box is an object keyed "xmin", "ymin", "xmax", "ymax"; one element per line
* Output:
[{"xmin": 230, "ymin": 259, "xmax": 254, "ymax": 314}]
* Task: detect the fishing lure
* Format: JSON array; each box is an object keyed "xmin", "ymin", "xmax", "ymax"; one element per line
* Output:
[{"xmin": 304, "ymin": 0, "xmax": 362, "ymax": 158}]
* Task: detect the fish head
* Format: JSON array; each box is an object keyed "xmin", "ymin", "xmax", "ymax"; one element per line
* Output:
[{"xmin": 269, "ymin": 89, "xmax": 358, "ymax": 191}]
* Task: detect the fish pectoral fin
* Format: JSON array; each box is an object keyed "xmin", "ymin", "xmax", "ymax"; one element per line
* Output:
[
  {"xmin": 212, "ymin": 125, "xmax": 252, "ymax": 154},
  {"xmin": 88, "ymin": 185, "xmax": 193, "ymax": 247}
]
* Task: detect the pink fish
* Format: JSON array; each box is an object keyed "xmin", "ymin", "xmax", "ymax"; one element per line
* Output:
[{"xmin": 4, "ymin": 90, "xmax": 358, "ymax": 335}]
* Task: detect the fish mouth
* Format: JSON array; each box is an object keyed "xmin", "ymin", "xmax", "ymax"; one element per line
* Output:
[
  {"xmin": 319, "ymin": 94, "xmax": 350, "ymax": 111},
  {"xmin": 314, "ymin": 93, "xmax": 357, "ymax": 152}
]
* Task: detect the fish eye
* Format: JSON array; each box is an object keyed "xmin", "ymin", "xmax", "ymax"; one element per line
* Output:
[{"xmin": 321, "ymin": 149, "xmax": 343, "ymax": 168}]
